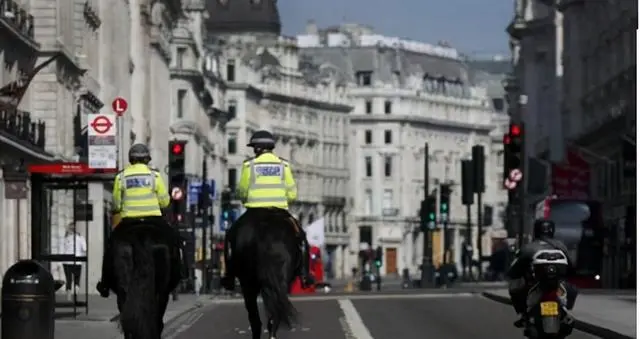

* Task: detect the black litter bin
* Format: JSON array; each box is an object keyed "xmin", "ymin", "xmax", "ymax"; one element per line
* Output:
[
  {"xmin": 210, "ymin": 268, "xmax": 221, "ymax": 292},
  {"xmin": 2, "ymin": 260, "xmax": 55, "ymax": 339}
]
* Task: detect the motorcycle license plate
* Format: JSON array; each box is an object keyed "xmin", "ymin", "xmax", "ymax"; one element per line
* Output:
[{"xmin": 540, "ymin": 301, "xmax": 558, "ymax": 316}]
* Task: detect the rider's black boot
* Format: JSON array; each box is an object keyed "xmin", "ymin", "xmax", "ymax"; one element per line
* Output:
[
  {"xmin": 299, "ymin": 235, "xmax": 314, "ymax": 288},
  {"xmin": 221, "ymin": 232, "xmax": 235, "ymax": 291},
  {"xmin": 97, "ymin": 248, "xmax": 111, "ymax": 298}
]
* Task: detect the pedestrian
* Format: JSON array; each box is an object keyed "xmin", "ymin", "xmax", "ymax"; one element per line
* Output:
[{"xmin": 62, "ymin": 222, "xmax": 87, "ymax": 300}]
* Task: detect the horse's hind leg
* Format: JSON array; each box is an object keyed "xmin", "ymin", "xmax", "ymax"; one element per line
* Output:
[
  {"xmin": 267, "ymin": 317, "xmax": 280, "ymax": 339},
  {"xmin": 157, "ymin": 292, "xmax": 170, "ymax": 337},
  {"xmin": 242, "ymin": 285, "xmax": 262, "ymax": 339}
]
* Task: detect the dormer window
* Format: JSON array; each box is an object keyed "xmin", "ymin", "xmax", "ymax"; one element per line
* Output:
[{"xmin": 356, "ymin": 71, "xmax": 372, "ymax": 86}]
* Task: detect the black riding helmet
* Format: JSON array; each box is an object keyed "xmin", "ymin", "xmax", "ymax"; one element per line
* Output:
[
  {"xmin": 128, "ymin": 143, "xmax": 151, "ymax": 164},
  {"xmin": 247, "ymin": 130, "xmax": 276, "ymax": 151},
  {"xmin": 533, "ymin": 218, "xmax": 555, "ymax": 239}
]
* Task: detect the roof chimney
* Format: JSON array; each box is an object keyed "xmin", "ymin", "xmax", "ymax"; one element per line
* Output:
[{"xmin": 306, "ymin": 20, "xmax": 318, "ymax": 34}]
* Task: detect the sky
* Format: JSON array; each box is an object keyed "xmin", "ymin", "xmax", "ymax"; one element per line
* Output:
[{"xmin": 278, "ymin": 0, "xmax": 513, "ymax": 56}]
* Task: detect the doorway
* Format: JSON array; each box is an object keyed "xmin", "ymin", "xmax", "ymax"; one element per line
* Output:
[{"xmin": 385, "ymin": 247, "xmax": 397, "ymax": 275}]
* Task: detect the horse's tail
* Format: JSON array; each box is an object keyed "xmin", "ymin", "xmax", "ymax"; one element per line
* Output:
[
  {"xmin": 257, "ymin": 241, "xmax": 297, "ymax": 328},
  {"xmin": 120, "ymin": 237, "xmax": 157, "ymax": 339}
]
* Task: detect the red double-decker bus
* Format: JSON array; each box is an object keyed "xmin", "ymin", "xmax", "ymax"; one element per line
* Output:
[{"xmin": 536, "ymin": 197, "xmax": 605, "ymax": 288}]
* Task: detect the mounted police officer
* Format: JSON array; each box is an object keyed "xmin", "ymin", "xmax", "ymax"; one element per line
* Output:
[
  {"xmin": 507, "ymin": 218, "xmax": 575, "ymax": 327},
  {"xmin": 96, "ymin": 143, "xmax": 176, "ymax": 298},
  {"xmin": 220, "ymin": 130, "xmax": 314, "ymax": 290}
]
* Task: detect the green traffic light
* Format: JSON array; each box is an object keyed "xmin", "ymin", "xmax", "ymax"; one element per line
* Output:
[
  {"xmin": 375, "ymin": 260, "xmax": 381, "ymax": 267},
  {"xmin": 441, "ymin": 203, "xmax": 448, "ymax": 211},
  {"xmin": 428, "ymin": 212, "xmax": 435, "ymax": 221}
]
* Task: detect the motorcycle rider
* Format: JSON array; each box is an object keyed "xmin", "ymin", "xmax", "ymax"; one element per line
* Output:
[
  {"xmin": 96, "ymin": 143, "xmax": 178, "ymax": 298},
  {"xmin": 220, "ymin": 130, "xmax": 314, "ymax": 290},
  {"xmin": 507, "ymin": 218, "xmax": 574, "ymax": 328}
]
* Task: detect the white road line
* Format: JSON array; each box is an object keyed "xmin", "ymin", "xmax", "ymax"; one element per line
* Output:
[
  {"xmin": 338, "ymin": 299, "xmax": 374, "ymax": 339},
  {"xmin": 212, "ymin": 292, "xmax": 474, "ymax": 304}
]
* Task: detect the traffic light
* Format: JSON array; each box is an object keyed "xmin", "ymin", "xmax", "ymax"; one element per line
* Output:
[
  {"xmin": 439, "ymin": 184, "xmax": 451, "ymax": 222},
  {"xmin": 168, "ymin": 140, "xmax": 187, "ymax": 187},
  {"xmin": 375, "ymin": 246, "xmax": 383, "ymax": 267},
  {"xmin": 221, "ymin": 189, "xmax": 232, "ymax": 221},
  {"xmin": 420, "ymin": 196, "xmax": 437, "ymax": 230},
  {"xmin": 503, "ymin": 123, "xmax": 524, "ymax": 189},
  {"xmin": 168, "ymin": 140, "xmax": 187, "ymax": 220}
]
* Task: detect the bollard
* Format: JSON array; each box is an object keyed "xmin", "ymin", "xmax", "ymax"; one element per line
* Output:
[{"xmin": 2, "ymin": 260, "xmax": 56, "ymax": 339}]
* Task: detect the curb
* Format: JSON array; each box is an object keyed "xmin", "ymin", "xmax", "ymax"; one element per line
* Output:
[{"xmin": 481, "ymin": 292, "xmax": 634, "ymax": 339}]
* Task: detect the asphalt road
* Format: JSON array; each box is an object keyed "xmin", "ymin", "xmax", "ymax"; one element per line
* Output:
[{"xmin": 168, "ymin": 292, "xmax": 598, "ymax": 339}]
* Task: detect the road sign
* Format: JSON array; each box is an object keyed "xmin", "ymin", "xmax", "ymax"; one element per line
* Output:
[
  {"xmin": 112, "ymin": 97, "xmax": 128, "ymax": 116},
  {"xmin": 87, "ymin": 114, "xmax": 117, "ymax": 169},
  {"xmin": 171, "ymin": 187, "xmax": 184, "ymax": 200},
  {"xmin": 187, "ymin": 179, "xmax": 216, "ymax": 206},
  {"xmin": 89, "ymin": 115, "xmax": 115, "ymax": 135},
  {"xmin": 509, "ymin": 169, "xmax": 523, "ymax": 182}
]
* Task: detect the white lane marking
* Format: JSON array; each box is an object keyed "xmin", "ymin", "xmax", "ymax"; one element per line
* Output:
[
  {"xmin": 212, "ymin": 292, "xmax": 474, "ymax": 304},
  {"xmin": 338, "ymin": 299, "xmax": 374, "ymax": 339}
]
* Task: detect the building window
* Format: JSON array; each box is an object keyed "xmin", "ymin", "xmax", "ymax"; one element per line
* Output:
[
  {"xmin": 176, "ymin": 89, "xmax": 187, "ymax": 118},
  {"xmin": 384, "ymin": 130, "xmax": 392, "ymax": 144},
  {"xmin": 227, "ymin": 136, "xmax": 237, "ymax": 154},
  {"xmin": 365, "ymin": 100, "xmax": 372, "ymax": 114},
  {"xmin": 492, "ymin": 98, "xmax": 504, "ymax": 112},
  {"xmin": 364, "ymin": 130, "xmax": 372, "ymax": 144},
  {"xmin": 365, "ymin": 156, "xmax": 372, "ymax": 177},
  {"xmin": 359, "ymin": 225, "xmax": 372, "ymax": 245},
  {"xmin": 384, "ymin": 156, "xmax": 392, "ymax": 177},
  {"xmin": 176, "ymin": 47, "xmax": 187, "ymax": 68},
  {"xmin": 356, "ymin": 71, "xmax": 372, "ymax": 86},
  {"xmin": 226, "ymin": 59, "xmax": 235, "ymax": 81},
  {"xmin": 364, "ymin": 189, "xmax": 373, "ymax": 215},
  {"xmin": 384, "ymin": 100, "xmax": 392, "ymax": 114},
  {"xmin": 228, "ymin": 168, "xmax": 237, "ymax": 190},
  {"xmin": 227, "ymin": 100, "xmax": 237, "ymax": 118},
  {"xmin": 382, "ymin": 189, "xmax": 393, "ymax": 209}
]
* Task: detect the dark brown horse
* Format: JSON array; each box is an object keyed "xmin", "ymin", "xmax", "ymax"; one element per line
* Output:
[
  {"xmin": 227, "ymin": 208, "xmax": 301, "ymax": 339},
  {"xmin": 109, "ymin": 219, "xmax": 182, "ymax": 339}
]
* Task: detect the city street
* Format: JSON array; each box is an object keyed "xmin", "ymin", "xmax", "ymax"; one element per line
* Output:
[{"xmin": 170, "ymin": 292, "xmax": 597, "ymax": 339}]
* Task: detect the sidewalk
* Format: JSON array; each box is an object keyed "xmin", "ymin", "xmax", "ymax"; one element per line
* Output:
[
  {"xmin": 483, "ymin": 289, "xmax": 636, "ymax": 339},
  {"xmin": 54, "ymin": 293, "xmax": 207, "ymax": 339}
]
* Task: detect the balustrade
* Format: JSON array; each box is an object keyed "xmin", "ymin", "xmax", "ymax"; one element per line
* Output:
[
  {"xmin": 0, "ymin": 107, "xmax": 46, "ymax": 149},
  {"xmin": 0, "ymin": 0, "xmax": 35, "ymax": 40}
]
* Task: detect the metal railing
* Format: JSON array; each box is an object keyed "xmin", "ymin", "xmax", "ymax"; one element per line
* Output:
[
  {"xmin": 0, "ymin": 0, "xmax": 35, "ymax": 40},
  {"xmin": 0, "ymin": 107, "xmax": 46, "ymax": 148}
]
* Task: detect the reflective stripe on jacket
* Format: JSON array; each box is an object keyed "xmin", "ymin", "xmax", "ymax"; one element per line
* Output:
[
  {"xmin": 112, "ymin": 163, "xmax": 170, "ymax": 218},
  {"xmin": 236, "ymin": 152, "xmax": 297, "ymax": 209}
]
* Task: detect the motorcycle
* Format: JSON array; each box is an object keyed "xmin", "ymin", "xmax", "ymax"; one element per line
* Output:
[{"xmin": 524, "ymin": 249, "xmax": 576, "ymax": 339}]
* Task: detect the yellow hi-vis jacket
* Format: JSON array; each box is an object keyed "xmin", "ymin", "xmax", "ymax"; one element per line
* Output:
[
  {"xmin": 236, "ymin": 152, "xmax": 297, "ymax": 209},
  {"xmin": 112, "ymin": 163, "xmax": 171, "ymax": 221}
]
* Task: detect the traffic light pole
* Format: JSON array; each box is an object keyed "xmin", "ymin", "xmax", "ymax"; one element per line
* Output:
[
  {"xmin": 420, "ymin": 142, "xmax": 434, "ymax": 288},
  {"xmin": 200, "ymin": 157, "xmax": 209, "ymax": 293},
  {"xmin": 466, "ymin": 204, "xmax": 472, "ymax": 279},
  {"xmin": 476, "ymin": 191, "xmax": 483, "ymax": 278}
]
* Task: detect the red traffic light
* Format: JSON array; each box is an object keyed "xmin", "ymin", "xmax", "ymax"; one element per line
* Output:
[
  {"xmin": 503, "ymin": 134, "xmax": 511, "ymax": 145},
  {"xmin": 510, "ymin": 124, "xmax": 522, "ymax": 137},
  {"xmin": 171, "ymin": 143, "xmax": 184, "ymax": 155}
]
